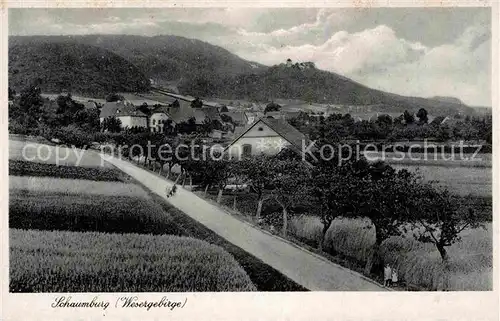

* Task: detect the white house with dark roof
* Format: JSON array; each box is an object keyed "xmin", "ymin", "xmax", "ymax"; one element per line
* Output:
[
  {"xmin": 99, "ymin": 101, "xmax": 148, "ymax": 129},
  {"xmin": 225, "ymin": 117, "xmax": 314, "ymax": 159}
]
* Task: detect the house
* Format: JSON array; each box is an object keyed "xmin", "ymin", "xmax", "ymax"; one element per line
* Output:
[
  {"xmin": 244, "ymin": 111, "xmax": 264, "ymax": 125},
  {"xmin": 99, "ymin": 101, "xmax": 148, "ymax": 129},
  {"xmin": 149, "ymin": 106, "xmax": 174, "ymax": 133},
  {"xmin": 82, "ymin": 101, "xmax": 99, "ymax": 109},
  {"xmin": 225, "ymin": 117, "xmax": 314, "ymax": 159}
]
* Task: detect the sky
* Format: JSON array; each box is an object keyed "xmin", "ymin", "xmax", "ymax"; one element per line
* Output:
[{"xmin": 9, "ymin": 8, "xmax": 492, "ymax": 106}]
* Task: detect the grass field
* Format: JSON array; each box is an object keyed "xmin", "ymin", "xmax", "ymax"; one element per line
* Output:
[
  {"xmin": 10, "ymin": 229, "xmax": 256, "ymax": 292},
  {"xmin": 9, "ymin": 139, "xmax": 107, "ymax": 168},
  {"xmin": 289, "ymin": 215, "xmax": 492, "ymax": 291}
]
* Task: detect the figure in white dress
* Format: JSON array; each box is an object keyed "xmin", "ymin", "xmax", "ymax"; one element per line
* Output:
[
  {"xmin": 391, "ymin": 268, "xmax": 399, "ymax": 286},
  {"xmin": 384, "ymin": 264, "xmax": 392, "ymax": 287}
]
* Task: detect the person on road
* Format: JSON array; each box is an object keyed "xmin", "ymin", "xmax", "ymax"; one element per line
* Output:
[
  {"xmin": 384, "ymin": 264, "xmax": 392, "ymax": 287},
  {"xmin": 391, "ymin": 267, "xmax": 399, "ymax": 287}
]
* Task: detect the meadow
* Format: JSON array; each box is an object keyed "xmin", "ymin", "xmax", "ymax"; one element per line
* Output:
[
  {"xmin": 10, "ymin": 229, "xmax": 256, "ymax": 292},
  {"xmin": 289, "ymin": 215, "xmax": 492, "ymax": 291}
]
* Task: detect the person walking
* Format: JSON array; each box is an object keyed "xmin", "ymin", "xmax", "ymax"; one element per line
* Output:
[
  {"xmin": 384, "ymin": 264, "xmax": 392, "ymax": 287},
  {"xmin": 391, "ymin": 267, "xmax": 399, "ymax": 287}
]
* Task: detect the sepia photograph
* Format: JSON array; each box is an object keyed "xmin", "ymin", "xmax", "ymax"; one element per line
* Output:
[{"xmin": 6, "ymin": 6, "xmax": 493, "ymax": 296}]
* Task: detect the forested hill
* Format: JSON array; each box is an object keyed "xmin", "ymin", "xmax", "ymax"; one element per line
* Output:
[
  {"xmin": 8, "ymin": 39, "xmax": 151, "ymax": 96},
  {"xmin": 179, "ymin": 64, "xmax": 475, "ymax": 116},
  {"xmin": 9, "ymin": 35, "xmax": 476, "ymax": 116},
  {"xmin": 10, "ymin": 35, "xmax": 266, "ymax": 87}
]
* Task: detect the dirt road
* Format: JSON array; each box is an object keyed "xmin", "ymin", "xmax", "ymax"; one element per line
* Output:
[{"xmin": 104, "ymin": 155, "xmax": 387, "ymax": 291}]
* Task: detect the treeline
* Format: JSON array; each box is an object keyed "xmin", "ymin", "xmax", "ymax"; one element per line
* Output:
[
  {"xmin": 289, "ymin": 110, "xmax": 492, "ymax": 145},
  {"xmin": 9, "ymin": 85, "xmax": 101, "ymax": 148}
]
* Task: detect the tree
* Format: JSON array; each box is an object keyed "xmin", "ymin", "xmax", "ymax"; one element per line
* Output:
[
  {"xmin": 8, "ymin": 87, "xmax": 16, "ymax": 100},
  {"xmin": 411, "ymin": 185, "xmax": 482, "ymax": 263},
  {"xmin": 101, "ymin": 116, "xmax": 122, "ymax": 133},
  {"xmin": 19, "ymin": 83, "xmax": 44, "ymax": 115},
  {"xmin": 309, "ymin": 164, "xmax": 362, "ymax": 250},
  {"xmin": 267, "ymin": 158, "xmax": 311, "ymax": 236},
  {"xmin": 105, "ymin": 93, "xmax": 124, "ymax": 102},
  {"xmin": 220, "ymin": 105, "xmax": 229, "ymax": 112},
  {"xmin": 264, "ymin": 102, "xmax": 281, "ymax": 114},
  {"xmin": 191, "ymin": 97, "xmax": 203, "ymax": 109},
  {"xmin": 403, "ymin": 110, "xmax": 415, "ymax": 124},
  {"xmin": 220, "ymin": 113, "xmax": 234, "ymax": 124},
  {"xmin": 171, "ymin": 99, "xmax": 180, "ymax": 108},
  {"xmin": 352, "ymin": 165, "xmax": 422, "ymax": 275},
  {"xmin": 237, "ymin": 155, "xmax": 275, "ymax": 219},
  {"xmin": 416, "ymin": 108, "xmax": 429, "ymax": 124},
  {"xmin": 138, "ymin": 102, "xmax": 150, "ymax": 116}
]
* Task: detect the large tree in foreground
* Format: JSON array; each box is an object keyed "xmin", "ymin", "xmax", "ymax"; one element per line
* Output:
[
  {"xmin": 411, "ymin": 185, "xmax": 482, "ymax": 263},
  {"xmin": 353, "ymin": 166, "xmax": 422, "ymax": 275},
  {"xmin": 267, "ymin": 158, "xmax": 311, "ymax": 237}
]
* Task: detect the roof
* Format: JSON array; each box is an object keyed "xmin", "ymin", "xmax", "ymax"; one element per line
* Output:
[
  {"xmin": 82, "ymin": 101, "xmax": 98, "ymax": 109},
  {"xmin": 221, "ymin": 111, "xmax": 248, "ymax": 124},
  {"xmin": 100, "ymin": 101, "xmax": 147, "ymax": 118},
  {"xmin": 118, "ymin": 93, "xmax": 168, "ymax": 106},
  {"xmin": 228, "ymin": 117, "xmax": 314, "ymax": 155}
]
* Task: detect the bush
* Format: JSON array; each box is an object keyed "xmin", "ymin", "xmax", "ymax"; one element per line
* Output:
[
  {"xmin": 52, "ymin": 125, "xmax": 93, "ymax": 148},
  {"xmin": 10, "ymin": 229, "xmax": 256, "ymax": 292}
]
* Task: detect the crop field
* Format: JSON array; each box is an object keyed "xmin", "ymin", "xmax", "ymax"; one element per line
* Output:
[
  {"xmin": 391, "ymin": 164, "xmax": 491, "ymax": 197},
  {"xmin": 289, "ymin": 215, "xmax": 492, "ymax": 291},
  {"xmin": 9, "ymin": 160, "xmax": 129, "ymax": 181},
  {"xmin": 9, "ymin": 176, "xmax": 148, "ymax": 198},
  {"xmin": 10, "ymin": 229, "xmax": 256, "ymax": 292},
  {"xmin": 9, "ymin": 190, "xmax": 183, "ymax": 235},
  {"xmin": 364, "ymin": 151, "xmax": 492, "ymax": 197},
  {"xmin": 9, "ymin": 139, "xmax": 108, "ymax": 168}
]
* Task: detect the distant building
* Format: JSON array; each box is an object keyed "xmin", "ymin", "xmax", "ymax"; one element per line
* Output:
[
  {"xmin": 99, "ymin": 101, "xmax": 148, "ymax": 129},
  {"xmin": 149, "ymin": 106, "xmax": 173, "ymax": 133},
  {"xmin": 244, "ymin": 111, "xmax": 264, "ymax": 125}
]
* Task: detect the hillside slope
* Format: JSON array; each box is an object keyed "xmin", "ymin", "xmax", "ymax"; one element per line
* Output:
[
  {"xmin": 179, "ymin": 64, "xmax": 475, "ymax": 116},
  {"xmin": 9, "ymin": 35, "xmax": 266, "ymax": 87},
  {"xmin": 8, "ymin": 39, "xmax": 151, "ymax": 96},
  {"xmin": 9, "ymin": 35, "xmax": 474, "ymax": 116}
]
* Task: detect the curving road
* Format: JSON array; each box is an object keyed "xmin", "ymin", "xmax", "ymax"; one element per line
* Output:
[{"xmin": 103, "ymin": 154, "xmax": 387, "ymax": 291}]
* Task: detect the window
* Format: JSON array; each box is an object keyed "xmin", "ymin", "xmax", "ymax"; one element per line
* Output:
[
  {"xmin": 242, "ymin": 144, "xmax": 252, "ymax": 157},
  {"xmin": 152, "ymin": 119, "xmax": 156, "ymax": 125},
  {"xmin": 258, "ymin": 127, "xmax": 263, "ymax": 131}
]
